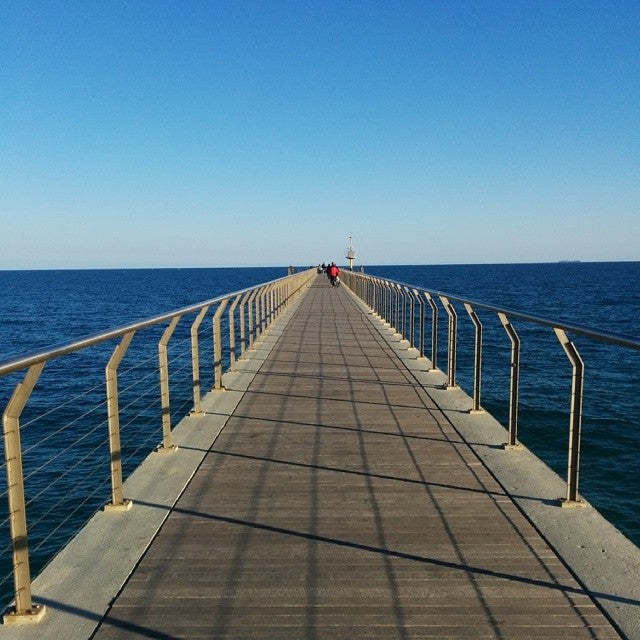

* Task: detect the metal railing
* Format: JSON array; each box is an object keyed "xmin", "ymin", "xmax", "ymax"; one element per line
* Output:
[
  {"xmin": 342, "ymin": 269, "xmax": 640, "ymax": 507},
  {"xmin": 0, "ymin": 269, "xmax": 313, "ymax": 624}
]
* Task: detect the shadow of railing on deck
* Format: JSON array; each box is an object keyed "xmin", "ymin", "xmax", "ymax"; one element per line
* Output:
[{"xmin": 0, "ymin": 269, "xmax": 314, "ymax": 620}]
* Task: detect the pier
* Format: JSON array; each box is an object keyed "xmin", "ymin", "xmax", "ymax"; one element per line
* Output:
[{"xmin": 2, "ymin": 272, "xmax": 639, "ymax": 639}]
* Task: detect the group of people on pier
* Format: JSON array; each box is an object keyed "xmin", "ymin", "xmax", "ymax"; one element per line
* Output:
[{"xmin": 319, "ymin": 262, "xmax": 341, "ymax": 286}]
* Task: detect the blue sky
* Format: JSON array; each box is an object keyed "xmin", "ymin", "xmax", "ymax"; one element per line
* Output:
[{"xmin": 2, "ymin": 1, "xmax": 638, "ymax": 268}]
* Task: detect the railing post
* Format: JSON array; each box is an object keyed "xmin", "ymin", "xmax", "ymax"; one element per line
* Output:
[
  {"xmin": 384, "ymin": 282, "xmax": 392, "ymax": 327},
  {"xmin": 272, "ymin": 283, "xmax": 282, "ymax": 320},
  {"xmin": 278, "ymin": 280, "xmax": 286, "ymax": 314},
  {"xmin": 408, "ymin": 288, "xmax": 416, "ymax": 349},
  {"xmin": 383, "ymin": 281, "xmax": 390, "ymax": 325},
  {"xmin": 398, "ymin": 286, "xmax": 406, "ymax": 341},
  {"xmin": 363, "ymin": 275, "xmax": 370, "ymax": 310},
  {"xmin": 258, "ymin": 286, "xmax": 268, "ymax": 337},
  {"xmin": 378, "ymin": 280, "xmax": 387, "ymax": 323},
  {"xmin": 424, "ymin": 292, "xmax": 438, "ymax": 371},
  {"xmin": 399, "ymin": 286, "xmax": 408, "ymax": 340},
  {"xmin": 213, "ymin": 298, "xmax": 230, "ymax": 390},
  {"xmin": 228, "ymin": 294, "xmax": 242, "ymax": 372},
  {"xmin": 271, "ymin": 283, "xmax": 277, "ymax": 324},
  {"xmin": 464, "ymin": 303, "xmax": 484, "ymax": 414},
  {"xmin": 264, "ymin": 283, "xmax": 275, "ymax": 331},
  {"xmin": 369, "ymin": 277, "xmax": 376, "ymax": 312},
  {"xmin": 104, "ymin": 331, "xmax": 135, "ymax": 511},
  {"xmin": 384, "ymin": 280, "xmax": 392, "ymax": 325},
  {"xmin": 393, "ymin": 283, "xmax": 402, "ymax": 333},
  {"xmin": 414, "ymin": 288, "xmax": 426, "ymax": 359},
  {"xmin": 498, "ymin": 313, "xmax": 522, "ymax": 450},
  {"xmin": 253, "ymin": 285, "xmax": 267, "ymax": 341},
  {"xmin": 247, "ymin": 288, "xmax": 260, "ymax": 350},
  {"xmin": 189, "ymin": 306, "xmax": 210, "ymax": 415},
  {"xmin": 255, "ymin": 289, "xmax": 262, "ymax": 339},
  {"xmin": 554, "ymin": 328, "xmax": 586, "ymax": 507},
  {"xmin": 394, "ymin": 284, "xmax": 401, "ymax": 334},
  {"xmin": 2, "ymin": 362, "xmax": 46, "ymax": 624},
  {"xmin": 266, "ymin": 286, "xmax": 272, "ymax": 328},
  {"xmin": 282, "ymin": 280, "xmax": 288, "ymax": 314},
  {"xmin": 382, "ymin": 279, "xmax": 389, "ymax": 321},
  {"xmin": 261, "ymin": 284, "xmax": 270, "ymax": 335},
  {"xmin": 369, "ymin": 277, "xmax": 377, "ymax": 316},
  {"xmin": 157, "ymin": 316, "xmax": 181, "ymax": 453},
  {"xmin": 239, "ymin": 290, "xmax": 252, "ymax": 357},
  {"xmin": 439, "ymin": 296, "xmax": 458, "ymax": 389}
]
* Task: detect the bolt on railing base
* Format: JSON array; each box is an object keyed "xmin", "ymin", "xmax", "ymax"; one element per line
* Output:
[
  {"xmin": 503, "ymin": 442, "xmax": 524, "ymax": 451},
  {"xmin": 104, "ymin": 498, "xmax": 133, "ymax": 513},
  {"xmin": 560, "ymin": 498, "xmax": 586, "ymax": 508},
  {"xmin": 3, "ymin": 603, "xmax": 46, "ymax": 625},
  {"xmin": 155, "ymin": 444, "xmax": 179, "ymax": 454}
]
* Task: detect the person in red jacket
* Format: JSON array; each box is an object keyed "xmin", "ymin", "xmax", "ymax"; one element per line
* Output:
[{"xmin": 327, "ymin": 262, "xmax": 340, "ymax": 286}]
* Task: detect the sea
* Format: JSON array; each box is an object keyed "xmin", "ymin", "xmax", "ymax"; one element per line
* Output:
[{"xmin": 0, "ymin": 262, "xmax": 639, "ymax": 607}]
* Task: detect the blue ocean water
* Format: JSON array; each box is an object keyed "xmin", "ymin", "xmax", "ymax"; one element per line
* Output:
[
  {"xmin": 367, "ymin": 262, "xmax": 640, "ymax": 549},
  {"xmin": 0, "ymin": 263, "xmax": 639, "ymax": 608},
  {"xmin": 0, "ymin": 267, "xmax": 285, "ymax": 362},
  {"xmin": 0, "ymin": 267, "xmax": 285, "ymax": 606}
]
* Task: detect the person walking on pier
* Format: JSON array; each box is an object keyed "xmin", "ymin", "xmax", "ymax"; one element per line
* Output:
[{"xmin": 327, "ymin": 262, "xmax": 340, "ymax": 286}]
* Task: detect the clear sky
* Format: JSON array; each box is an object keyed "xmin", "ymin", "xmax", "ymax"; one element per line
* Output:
[{"xmin": 2, "ymin": 1, "xmax": 638, "ymax": 269}]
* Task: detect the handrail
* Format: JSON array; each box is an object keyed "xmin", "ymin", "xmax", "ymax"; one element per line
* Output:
[
  {"xmin": 341, "ymin": 270, "xmax": 640, "ymax": 511},
  {"xmin": 388, "ymin": 279, "xmax": 640, "ymax": 350},
  {"xmin": 342, "ymin": 270, "xmax": 640, "ymax": 353},
  {"xmin": 0, "ymin": 268, "xmax": 314, "ymax": 623},
  {"xmin": 0, "ymin": 279, "xmax": 291, "ymax": 378}
]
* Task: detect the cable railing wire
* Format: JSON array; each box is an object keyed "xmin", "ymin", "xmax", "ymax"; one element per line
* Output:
[
  {"xmin": 0, "ymin": 269, "xmax": 314, "ymax": 619},
  {"xmin": 341, "ymin": 270, "xmax": 640, "ymax": 514}
]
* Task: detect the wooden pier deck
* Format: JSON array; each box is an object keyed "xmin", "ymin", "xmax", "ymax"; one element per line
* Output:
[{"xmin": 89, "ymin": 276, "xmax": 621, "ymax": 639}]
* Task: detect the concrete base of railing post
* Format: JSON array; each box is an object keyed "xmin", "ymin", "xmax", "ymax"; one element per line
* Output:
[
  {"xmin": 561, "ymin": 498, "xmax": 586, "ymax": 508},
  {"xmin": 503, "ymin": 442, "xmax": 524, "ymax": 451},
  {"xmin": 3, "ymin": 604, "xmax": 46, "ymax": 625},
  {"xmin": 155, "ymin": 444, "xmax": 179, "ymax": 454},
  {"xmin": 104, "ymin": 499, "xmax": 133, "ymax": 513},
  {"xmin": 468, "ymin": 408, "xmax": 486, "ymax": 415}
]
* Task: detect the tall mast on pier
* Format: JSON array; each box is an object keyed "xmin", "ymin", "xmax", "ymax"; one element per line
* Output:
[{"xmin": 345, "ymin": 235, "xmax": 356, "ymax": 271}]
